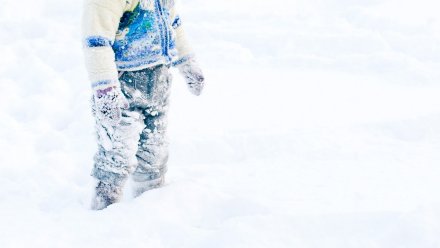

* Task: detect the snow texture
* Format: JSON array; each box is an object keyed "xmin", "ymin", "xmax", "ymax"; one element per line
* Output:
[
  {"xmin": 92, "ymin": 65, "xmax": 172, "ymax": 209},
  {"xmin": 92, "ymin": 85, "xmax": 129, "ymax": 127},
  {"xmin": 177, "ymin": 58, "xmax": 205, "ymax": 96},
  {"xmin": 1, "ymin": 0, "xmax": 440, "ymax": 247}
]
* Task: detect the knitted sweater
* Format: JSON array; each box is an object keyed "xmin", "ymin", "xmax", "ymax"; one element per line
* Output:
[{"xmin": 82, "ymin": 0, "xmax": 193, "ymax": 89}]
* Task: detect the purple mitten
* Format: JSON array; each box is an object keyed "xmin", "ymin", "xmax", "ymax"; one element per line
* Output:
[
  {"xmin": 93, "ymin": 85, "xmax": 129, "ymax": 126},
  {"xmin": 177, "ymin": 58, "xmax": 205, "ymax": 96}
]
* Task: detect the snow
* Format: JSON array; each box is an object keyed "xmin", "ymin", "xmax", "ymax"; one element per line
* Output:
[{"xmin": 1, "ymin": 0, "xmax": 440, "ymax": 247}]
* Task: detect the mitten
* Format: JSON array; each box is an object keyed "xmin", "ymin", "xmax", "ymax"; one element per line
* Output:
[
  {"xmin": 93, "ymin": 84, "xmax": 129, "ymax": 126},
  {"xmin": 177, "ymin": 58, "xmax": 205, "ymax": 96}
]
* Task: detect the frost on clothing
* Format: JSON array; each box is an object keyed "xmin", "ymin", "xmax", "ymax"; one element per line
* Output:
[
  {"xmin": 177, "ymin": 58, "xmax": 205, "ymax": 96},
  {"xmin": 93, "ymin": 86, "xmax": 130, "ymax": 126},
  {"xmin": 91, "ymin": 65, "xmax": 172, "ymax": 197},
  {"xmin": 82, "ymin": 0, "xmax": 193, "ymax": 89},
  {"xmin": 112, "ymin": 1, "xmax": 179, "ymax": 69}
]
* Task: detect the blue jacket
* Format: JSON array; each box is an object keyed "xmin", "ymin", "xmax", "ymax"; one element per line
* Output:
[{"xmin": 82, "ymin": 0, "xmax": 192, "ymax": 89}]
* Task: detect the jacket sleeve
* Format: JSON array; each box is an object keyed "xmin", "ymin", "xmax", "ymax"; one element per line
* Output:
[
  {"xmin": 82, "ymin": 0, "xmax": 125, "ymax": 89},
  {"xmin": 169, "ymin": 5, "xmax": 195, "ymax": 66}
]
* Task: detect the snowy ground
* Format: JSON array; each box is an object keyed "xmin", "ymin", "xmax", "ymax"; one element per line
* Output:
[{"xmin": 1, "ymin": 0, "xmax": 440, "ymax": 247}]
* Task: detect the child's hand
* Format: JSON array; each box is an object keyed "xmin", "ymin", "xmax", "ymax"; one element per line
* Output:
[
  {"xmin": 92, "ymin": 85, "xmax": 129, "ymax": 126},
  {"xmin": 178, "ymin": 59, "xmax": 205, "ymax": 96}
]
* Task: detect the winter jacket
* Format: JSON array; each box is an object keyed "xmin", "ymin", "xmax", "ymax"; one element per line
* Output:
[{"xmin": 82, "ymin": 0, "xmax": 193, "ymax": 89}]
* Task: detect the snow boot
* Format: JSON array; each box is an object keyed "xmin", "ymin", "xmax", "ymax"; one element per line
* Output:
[
  {"xmin": 91, "ymin": 180, "xmax": 124, "ymax": 210},
  {"xmin": 132, "ymin": 175, "xmax": 165, "ymax": 198}
]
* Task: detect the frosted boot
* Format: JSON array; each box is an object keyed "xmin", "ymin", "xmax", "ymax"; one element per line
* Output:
[
  {"xmin": 132, "ymin": 175, "xmax": 165, "ymax": 198},
  {"xmin": 91, "ymin": 181, "xmax": 124, "ymax": 210}
]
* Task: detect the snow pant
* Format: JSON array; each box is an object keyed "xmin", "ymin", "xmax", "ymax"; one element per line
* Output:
[{"xmin": 91, "ymin": 64, "xmax": 172, "ymax": 189}]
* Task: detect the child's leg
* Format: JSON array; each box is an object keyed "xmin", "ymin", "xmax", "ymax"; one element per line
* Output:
[
  {"xmin": 118, "ymin": 65, "xmax": 172, "ymax": 197},
  {"xmin": 90, "ymin": 89, "xmax": 145, "ymax": 210},
  {"xmin": 132, "ymin": 105, "xmax": 169, "ymax": 195}
]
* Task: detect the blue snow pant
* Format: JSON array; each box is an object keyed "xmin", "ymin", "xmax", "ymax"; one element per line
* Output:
[{"xmin": 91, "ymin": 65, "xmax": 172, "ymax": 189}]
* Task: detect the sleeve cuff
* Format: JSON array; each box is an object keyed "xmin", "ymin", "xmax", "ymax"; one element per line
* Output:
[
  {"xmin": 91, "ymin": 79, "xmax": 120, "ymax": 90},
  {"xmin": 172, "ymin": 55, "xmax": 194, "ymax": 67}
]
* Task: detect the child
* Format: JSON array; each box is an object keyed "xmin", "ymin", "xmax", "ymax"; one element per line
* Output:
[{"xmin": 82, "ymin": 0, "xmax": 204, "ymax": 210}]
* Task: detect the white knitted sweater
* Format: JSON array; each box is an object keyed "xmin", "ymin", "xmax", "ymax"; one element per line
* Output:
[{"xmin": 82, "ymin": 0, "xmax": 193, "ymax": 89}]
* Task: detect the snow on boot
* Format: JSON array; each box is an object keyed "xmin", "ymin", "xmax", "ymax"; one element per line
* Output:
[
  {"xmin": 132, "ymin": 175, "xmax": 165, "ymax": 198},
  {"xmin": 91, "ymin": 181, "xmax": 124, "ymax": 210}
]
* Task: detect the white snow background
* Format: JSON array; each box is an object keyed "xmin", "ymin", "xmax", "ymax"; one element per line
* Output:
[{"xmin": 1, "ymin": 0, "xmax": 440, "ymax": 247}]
